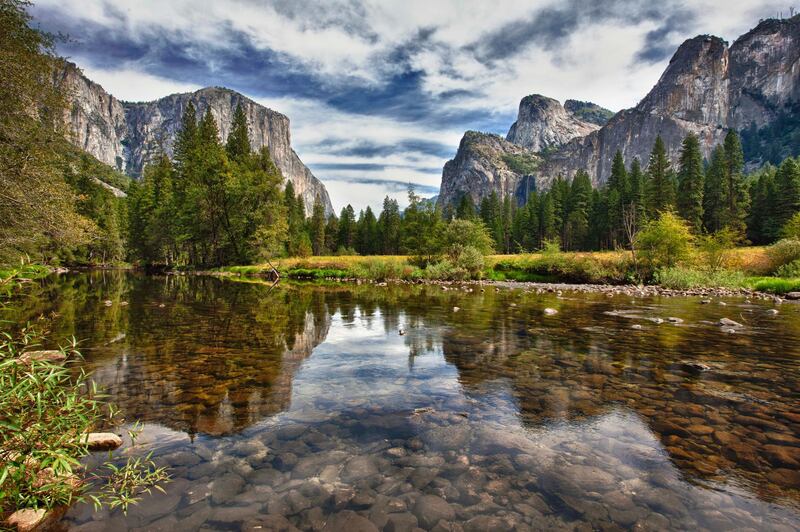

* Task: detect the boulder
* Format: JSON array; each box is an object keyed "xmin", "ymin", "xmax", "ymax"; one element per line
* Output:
[
  {"xmin": 413, "ymin": 495, "xmax": 455, "ymax": 529},
  {"xmin": 81, "ymin": 432, "xmax": 123, "ymax": 451},
  {"xmin": 17, "ymin": 350, "xmax": 67, "ymax": 366}
]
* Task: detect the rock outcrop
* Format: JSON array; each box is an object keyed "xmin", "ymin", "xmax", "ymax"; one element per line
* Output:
[
  {"xmin": 57, "ymin": 63, "xmax": 333, "ymax": 214},
  {"xmin": 506, "ymin": 94, "xmax": 600, "ymax": 152},
  {"xmin": 439, "ymin": 15, "xmax": 800, "ymax": 202},
  {"xmin": 437, "ymin": 131, "xmax": 540, "ymax": 208},
  {"xmin": 539, "ymin": 16, "xmax": 800, "ymax": 188}
]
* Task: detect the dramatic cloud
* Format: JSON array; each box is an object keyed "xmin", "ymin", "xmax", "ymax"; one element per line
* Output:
[{"xmin": 32, "ymin": 0, "xmax": 784, "ymax": 212}]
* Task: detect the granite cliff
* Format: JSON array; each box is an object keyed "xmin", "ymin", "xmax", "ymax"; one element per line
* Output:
[
  {"xmin": 56, "ymin": 63, "xmax": 333, "ymax": 215},
  {"xmin": 439, "ymin": 15, "xmax": 800, "ymax": 205},
  {"xmin": 506, "ymin": 94, "xmax": 602, "ymax": 152},
  {"xmin": 438, "ymin": 131, "xmax": 540, "ymax": 208}
]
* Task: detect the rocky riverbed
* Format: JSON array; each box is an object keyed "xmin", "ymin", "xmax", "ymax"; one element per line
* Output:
[{"xmin": 10, "ymin": 272, "xmax": 798, "ymax": 531}]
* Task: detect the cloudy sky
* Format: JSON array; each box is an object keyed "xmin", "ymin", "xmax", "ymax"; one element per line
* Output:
[{"xmin": 33, "ymin": 0, "xmax": 784, "ymax": 213}]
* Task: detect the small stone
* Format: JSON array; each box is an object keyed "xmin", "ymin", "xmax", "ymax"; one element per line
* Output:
[
  {"xmin": 17, "ymin": 350, "xmax": 67, "ymax": 366},
  {"xmin": 667, "ymin": 317, "xmax": 684, "ymax": 324},
  {"xmin": 104, "ymin": 300, "xmax": 113, "ymax": 306},
  {"xmin": 413, "ymin": 495, "xmax": 455, "ymax": 529},
  {"xmin": 631, "ymin": 324, "xmax": 643, "ymax": 330},
  {"xmin": 452, "ymin": 306, "xmax": 460, "ymax": 312},
  {"xmin": 784, "ymin": 291, "xmax": 800, "ymax": 300},
  {"xmin": 543, "ymin": 308, "xmax": 558, "ymax": 316},
  {"xmin": 81, "ymin": 432, "xmax": 123, "ymax": 451},
  {"xmin": 767, "ymin": 308, "xmax": 779, "ymax": 315},
  {"xmin": 6, "ymin": 508, "xmax": 53, "ymax": 532},
  {"xmin": 399, "ymin": 328, "xmax": 405, "ymax": 335},
  {"xmin": 718, "ymin": 317, "xmax": 743, "ymax": 328},
  {"xmin": 322, "ymin": 510, "xmax": 379, "ymax": 532}
]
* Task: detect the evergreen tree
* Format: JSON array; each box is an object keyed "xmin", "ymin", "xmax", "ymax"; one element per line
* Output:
[
  {"xmin": 703, "ymin": 146, "xmax": 726, "ymax": 233},
  {"xmin": 310, "ymin": 196, "xmax": 326, "ymax": 255},
  {"xmin": 356, "ymin": 206, "xmax": 378, "ymax": 255},
  {"xmin": 377, "ymin": 197, "xmax": 401, "ymax": 254},
  {"xmin": 565, "ymin": 170, "xmax": 592, "ymax": 250},
  {"xmin": 607, "ymin": 151, "xmax": 629, "ymax": 244},
  {"xmin": 338, "ymin": 204, "xmax": 357, "ymax": 251},
  {"xmin": 628, "ymin": 157, "xmax": 646, "ymax": 224},
  {"xmin": 479, "ymin": 192, "xmax": 503, "ymax": 252},
  {"xmin": 676, "ymin": 133, "xmax": 705, "ymax": 232},
  {"xmin": 324, "ymin": 214, "xmax": 339, "ymax": 254},
  {"xmin": 225, "ymin": 104, "xmax": 251, "ymax": 163},
  {"xmin": 747, "ymin": 166, "xmax": 777, "ymax": 244},
  {"xmin": 773, "ymin": 157, "xmax": 800, "ymax": 235},
  {"xmin": 539, "ymin": 193, "xmax": 557, "ymax": 245},
  {"xmin": 720, "ymin": 130, "xmax": 749, "ymax": 237},
  {"xmin": 645, "ymin": 136, "xmax": 675, "ymax": 215},
  {"xmin": 455, "ymin": 194, "xmax": 477, "ymax": 220}
]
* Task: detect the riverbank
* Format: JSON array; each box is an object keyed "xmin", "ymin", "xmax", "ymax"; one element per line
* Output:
[{"xmin": 211, "ymin": 248, "xmax": 800, "ymax": 296}]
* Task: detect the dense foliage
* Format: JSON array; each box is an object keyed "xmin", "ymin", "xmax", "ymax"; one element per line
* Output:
[
  {"xmin": 0, "ymin": 0, "xmax": 128, "ymax": 266},
  {"xmin": 0, "ymin": 267, "xmax": 168, "ymax": 516}
]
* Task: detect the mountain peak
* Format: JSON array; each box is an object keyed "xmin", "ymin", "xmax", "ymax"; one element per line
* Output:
[{"xmin": 506, "ymin": 94, "xmax": 600, "ymax": 152}]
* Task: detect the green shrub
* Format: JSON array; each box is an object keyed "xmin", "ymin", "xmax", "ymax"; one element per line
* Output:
[
  {"xmin": 697, "ymin": 228, "xmax": 736, "ymax": 273},
  {"xmin": 636, "ymin": 211, "xmax": 694, "ymax": 276},
  {"xmin": 450, "ymin": 245, "xmax": 485, "ymax": 278},
  {"xmin": 0, "ymin": 270, "xmax": 169, "ymax": 516},
  {"xmin": 776, "ymin": 259, "xmax": 800, "ymax": 278},
  {"xmin": 781, "ymin": 212, "xmax": 800, "ymax": 239},
  {"xmin": 654, "ymin": 267, "xmax": 746, "ymax": 289},
  {"xmin": 767, "ymin": 238, "xmax": 800, "ymax": 272}
]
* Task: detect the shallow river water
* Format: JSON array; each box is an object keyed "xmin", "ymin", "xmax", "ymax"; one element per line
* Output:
[{"xmin": 9, "ymin": 272, "xmax": 800, "ymax": 531}]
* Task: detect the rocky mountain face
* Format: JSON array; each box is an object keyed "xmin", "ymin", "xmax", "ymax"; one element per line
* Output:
[
  {"xmin": 57, "ymin": 63, "xmax": 333, "ymax": 215},
  {"xmin": 563, "ymin": 100, "xmax": 614, "ymax": 126},
  {"xmin": 439, "ymin": 15, "xmax": 800, "ymax": 204},
  {"xmin": 438, "ymin": 131, "xmax": 540, "ymax": 208},
  {"xmin": 506, "ymin": 94, "xmax": 601, "ymax": 152}
]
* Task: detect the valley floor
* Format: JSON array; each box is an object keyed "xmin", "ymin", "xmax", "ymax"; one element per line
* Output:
[{"xmin": 212, "ymin": 247, "xmax": 800, "ymax": 296}]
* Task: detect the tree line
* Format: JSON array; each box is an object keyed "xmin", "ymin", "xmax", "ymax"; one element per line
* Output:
[{"xmin": 302, "ymin": 131, "xmax": 798, "ymax": 259}]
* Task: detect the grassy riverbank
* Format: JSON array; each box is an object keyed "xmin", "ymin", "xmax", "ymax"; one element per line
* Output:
[{"xmin": 214, "ymin": 247, "xmax": 800, "ymax": 295}]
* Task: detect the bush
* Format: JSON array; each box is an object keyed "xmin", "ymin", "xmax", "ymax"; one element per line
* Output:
[
  {"xmin": 450, "ymin": 245, "xmax": 485, "ymax": 278},
  {"xmin": 767, "ymin": 238, "xmax": 800, "ymax": 271},
  {"xmin": 781, "ymin": 212, "xmax": 800, "ymax": 239},
  {"xmin": 776, "ymin": 259, "xmax": 800, "ymax": 278},
  {"xmin": 697, "ymin": 228, "xmax": 736, "ymax": 273},
  {"xmin": 0, "ymin": 272, "xmax": 169, "ymax": 516},
  {"xmin": 654, "ymin": 267, "xmax": 746, "ymax": 289},
  {"xmin": 351, "ymin": 259, "xmax": 408, "ymax": 281},
  {"xmin": 636, "ymin": 211, "xmax": 694, "ymax": 276}
]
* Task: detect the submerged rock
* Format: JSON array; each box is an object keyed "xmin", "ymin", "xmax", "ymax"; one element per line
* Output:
[{"xmin": 544, "ymin": 308, "xmax": 558, "ymax": 316}]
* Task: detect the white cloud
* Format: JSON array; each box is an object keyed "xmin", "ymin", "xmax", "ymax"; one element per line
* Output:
[
  {"xmin": 36, "ymin": 0, "xmax": 788, "ymax": 212},
  {"xmin": 74, "ymin": 62, "xmax": 202, "ymax": 102}
]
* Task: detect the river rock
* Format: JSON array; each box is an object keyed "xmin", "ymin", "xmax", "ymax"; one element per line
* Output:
[
  {"xmin": 544, "ymin": 308, "xmax": 558, "ymax": 316},
  {"xmin": 322, "ymin": 510, "xmax": 379, "ymax": 532},
  {"xmin": 5, "ymin": 507, "xmax": 65, "ymax": 532},
  {"xmin": 81, "ymin": 432, "xmax": 123, "ymax": 451},
  {"xmin": 17, "ymin": 350, "xmax": 67, "ymax": 366},
  {"xmin": 413, "ymin": 494, "xmax": 455, "ymax": 528},
  {"xmin": 210, "ymin": 473, "xmax": 245, "ymax": 504},
  {"xmin": 784, "ymin": 291, "xmax": 800, "ymax": 300},
  {"xmin": 341, "ymin": 456, "xmax": 380, "ymax": 481},
  {"xmin": 385, "ymin": 512, "xmax": 419, "ymax": 532},
  {"xmin": 718, "ymin": 318, "xmax": 743, "ymax": 327}
]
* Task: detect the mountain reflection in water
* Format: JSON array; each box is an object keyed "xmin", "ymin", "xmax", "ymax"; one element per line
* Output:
[{"xmin": 8, "ymin": 272, "xmax": 799, "ymax": 530}]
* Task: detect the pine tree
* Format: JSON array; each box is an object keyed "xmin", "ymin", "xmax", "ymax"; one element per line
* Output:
[
  {"xmin": 539, "ymin": 193, "xmax": 556, "ymax": 245},
  {"xmin": 565, "ymin": 170, "xmax": 592, "ymax": 250},
  {"xmin": 676, "ymin": 134, "xmax": 705, "ymax": 232},
  {"xmin": 356, "ymin": 206, "xmax": 378, "ymax": 255},
  {"xmin": 720, "ymin": 130, "xmax": 749, "ymax": 237},
  {"xmin": 225, "ymin": 103, "xmax": 251, "ymax": 163},
  {"xmin": 455, "ymin": 194, "xmax": 477, "ymax": 220},
  {"xmin": 338, "ymin": 204, "xmax": 357, "ymax": 251},
  {"xmin": 324, "ymin": 214, "xmax": 339, "ymax": 254},
  {"xmin": 773, "ymin": 157, "xmax": 800, "ymax": 235},
  {"xmin": 703, "ymin": 146, "xmax": 726, "ymax": 233},
  {"xmin": 645, "ymin": 136, "xmax": 675, "ymax": 215},
  {"xmin": 310, "ymin": 196, "xmax": 326, "ymax": 255},
  {"xmin": 628, "ymin": 157, "xmax": 646, "ymax": 224},
  {"xmin": 607, "ymin": 151, "xmax": 629, "ymax": 244},
  {"xmin": 378, "ymin": 196, "xmax": 401, "ymax": 254},
  {"xmin": 747, "ymin": 166, "xmax": 777, "ymax": 244}
]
